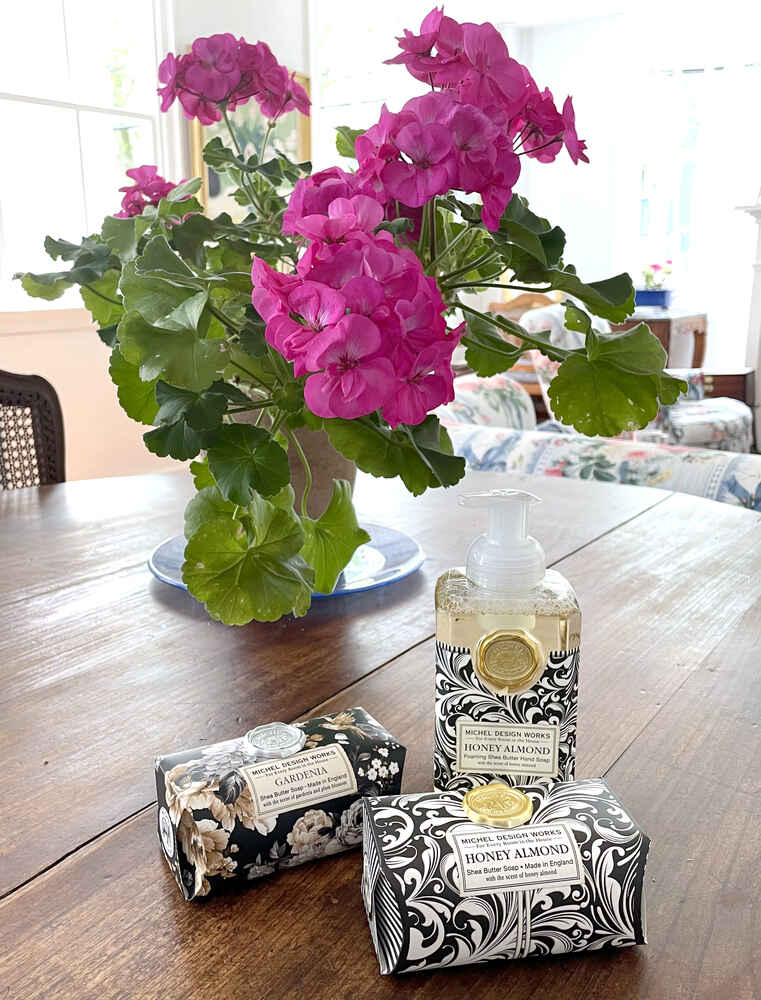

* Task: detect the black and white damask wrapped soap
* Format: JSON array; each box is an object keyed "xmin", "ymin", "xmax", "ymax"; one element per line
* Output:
[
  {"xmin": 362, "ymin": 779, "xmax": 649, "ymax": 974},
  {"xmin": 155, "ymin": 707, "xmax": 405, "ymax": 900}
]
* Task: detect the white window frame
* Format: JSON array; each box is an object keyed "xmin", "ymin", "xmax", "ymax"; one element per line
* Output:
[{"xmin": 0, "ymin": 0, "xmax": 186, "ymax": 330}]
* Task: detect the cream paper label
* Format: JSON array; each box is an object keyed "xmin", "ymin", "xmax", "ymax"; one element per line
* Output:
[
  {"xmin": 449, "ymin": 823, "xmax": 583, "ymax": 896},
  {"xmin": 455, "ymin": 719, "xmax": 559, "ymax": 777},
  {"xmin": 239, "ymin": 744, "xmax": 357, "ymax": 818}
]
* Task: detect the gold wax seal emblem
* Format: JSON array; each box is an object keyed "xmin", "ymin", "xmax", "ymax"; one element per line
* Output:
[
  {"xmin": 474, "ymin": 629, "xmax": 544, "ymax": 694},
  {"xmin": 462, "ymin": 783, "xmax": 533, "ymax": 829}
]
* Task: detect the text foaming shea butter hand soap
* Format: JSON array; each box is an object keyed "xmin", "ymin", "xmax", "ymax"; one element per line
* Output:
[{"xmin": 434, "ymin": 489, "xmax": 580, "ymax": 791}]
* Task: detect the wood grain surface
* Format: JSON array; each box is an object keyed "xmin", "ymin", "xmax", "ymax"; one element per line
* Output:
[
  {"xmin": 0, "ymin": 470, "xmax": 665, "ymax": 895},
  {"xmin": 2, "ymin": 470, "xmax": 757, "ymax": 999}
]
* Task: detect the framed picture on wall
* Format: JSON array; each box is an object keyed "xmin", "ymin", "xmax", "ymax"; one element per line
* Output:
[{"xmin": 189, "ymin": 72, "xmax": 311, "ymax": 220}]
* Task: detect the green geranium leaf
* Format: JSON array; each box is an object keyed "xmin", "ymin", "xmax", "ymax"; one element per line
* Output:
[
  {"xmin": 98, "ymin": 324, "xmax": 119, "ymax": 348},
  {"xmin": 335, "ymin": 126, "xmax": 364, "ymax": 159},
  {"xmin": 202, "ymin": 136, "xmax": 250, "ymax": 175},
  {"xmin": 183, "ymin": 485, "xmax": 235, "ymax": 538},
  {"xmin": 190, "ymin": 457, "xmax": 215, "ymax": 490},
  {"xmin": 654, "ymin": 372, "xmax": 687, "ymax": 405},
  {"xmin": 108, "ymin": 348, "xmax": 158, "ymax": 425},
  {"xmin": 588, "ymin": 321, "xmax": 668, "ymax": 375},
  {"xmin": 167, "ymin": 177, "xmax": 202, "ymax": 202},
  {"xmin": 492, "ymin": 220, "xmax": 547, "ymax": 266},
  {"xmin": 206, "ymin": 424, "xmax": 290, "ymax": 504},
  {"xmin": 17, "ymin": 272, "xmax": 69, "ymax": 300},
  {"xmin": 158, "ymin": 195, "xmax": 204, "ymax": 219},
  {"xmin": 154, "ymin": 380, "xmax": 229, "ymax": 431},
  {"xmin": 538, "ymin": 227, "xmax": 566, "ymax": 267},
  {"xmin": 40, "ymin": 235, "xmax": 115, "ymax": 283},
  {"xmin": 170, "ymin": 214, "xmax": 216, "ymax": 265},
  {"xmin": 548, "ymin": 354, "xmax": 662, "ymax": 436},
  {"xmin": 117, "ymin": 310, "xmax": 226, "ymax": 391},
  {"xmin": 137, "ymin": 235, "xmax": 195, "ymax": 281},
  {"xmin": 158, "ymin": 290, "xmax": 208, "ymax": 333},
  {"xmin": 301, "ymin": 480, "xmax": 370, "ymax": 594},
  {"xmin": 407, "ymin": 418, "xmax": 464, "ymax": 488},
  {"xmin": 462, "ymin": 312, "xmax": 525, "ymax": 377},
  {"xmin": 44, "ymin": 235, "xmax": 88, "ymax": 261},
  {"xmin": 238, "ymin": 314, "xmax": 267, "ymax": 357},
  {"xmin": 375, "ymin": 217, "xmax": 415, "ymax": 236},
  {"xmin": 143, "ymin": 421, "xmax": 201, "ymax": 461},
  {"xmin": 182, "ymin": 497, "xmax": 314, "ymax": 624},
  {"xmin": 80, "ymin": 269, "xmax": 123, "ymax": 327},
  {"xmin": 120, "ymin": 260, "xmax": 197, "ymax": 325},
  {"xmin": 563, "ymin": 302, "xmax": 592, "ymax": 336},
  {"xmin": 326, "ymin": 414, "xmax": 465, "ymax": 496},
  {"xmin": 101, "ymin": 215, "xmax": 152, "ymax": 263}
]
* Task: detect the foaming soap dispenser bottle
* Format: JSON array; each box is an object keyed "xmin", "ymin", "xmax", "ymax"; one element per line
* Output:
[{"xmin": 434, "ymin": 489, "xmax": 581, "ymax": 792}]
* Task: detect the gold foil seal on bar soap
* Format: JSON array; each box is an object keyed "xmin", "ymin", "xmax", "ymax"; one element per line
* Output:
[
  {"xmin": 474, "ymin": 628, "xmax": 544, "ymax": 695},
  {"xmin": 462, "ymin": 783, "xmax": 533, "ymax": 829}
]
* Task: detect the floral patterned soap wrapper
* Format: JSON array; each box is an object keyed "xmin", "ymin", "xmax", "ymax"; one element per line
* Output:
[
  {"xmin": 362, "ymin": 779, "xmax": 649, "ymax": 975},
  {"xmin": 155, "ymin": 707, "xmax": 406, "ymax": 900}
]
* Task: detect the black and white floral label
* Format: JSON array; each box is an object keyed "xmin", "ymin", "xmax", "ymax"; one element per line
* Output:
[
  {"xmin": 240, "ymin": 744, "xmax": 358, "ymax": 818},
  {"xmin": 455, "ymin": 719, "xmax": 559, "ymax": 777},
  {"xmin": 449, "ymin": 823, "xmax": 583, "ymax": 896}
]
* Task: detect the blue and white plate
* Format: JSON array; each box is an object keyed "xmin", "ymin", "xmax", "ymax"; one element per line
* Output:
[{"xmin": 148, "ymin": 522, "xmax": 425, "ymax": 599}]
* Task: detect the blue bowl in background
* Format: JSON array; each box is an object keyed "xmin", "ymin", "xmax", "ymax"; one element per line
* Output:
[{"xmin": 635, "ymin": 288, "xmax": 672, "ymax": 307}]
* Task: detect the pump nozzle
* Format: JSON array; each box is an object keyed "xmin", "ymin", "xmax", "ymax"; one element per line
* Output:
[{"xmin": 459, "ymin": 489, "xmax": 545, "ymax": 592}]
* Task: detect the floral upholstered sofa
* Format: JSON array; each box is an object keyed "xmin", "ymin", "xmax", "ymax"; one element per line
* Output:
[{"xmin": 438, "ymin": 374, "xmax": 761, "ymax": 510}]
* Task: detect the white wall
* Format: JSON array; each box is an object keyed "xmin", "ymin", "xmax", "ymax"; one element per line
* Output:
[{"xmin": 0, "ymin": 312, "xmax": 178, "ymax": 481}]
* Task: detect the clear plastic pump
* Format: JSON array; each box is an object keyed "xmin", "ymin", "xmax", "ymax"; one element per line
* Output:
[{"xmin": 459, "ymin": 489, "xmax": 545, "ymax": 593}]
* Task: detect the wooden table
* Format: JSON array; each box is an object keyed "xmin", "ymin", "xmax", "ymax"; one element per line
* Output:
[{"xmin": 1, "ymin": 471, "xmax": 760, "ymax": 1000}]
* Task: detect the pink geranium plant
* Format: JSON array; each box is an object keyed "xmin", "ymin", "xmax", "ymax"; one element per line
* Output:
[{"xmin": 18, "ymin": 11, "xmax": 684, "ymax": 625}]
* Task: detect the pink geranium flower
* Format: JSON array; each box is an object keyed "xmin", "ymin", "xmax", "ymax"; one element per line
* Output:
[
  {"xmin": 115, "ymin": 165, "xmax": 180, "ymax": 217},
  {"xmin": 384, "ymin": 7, "xmax": 445, "ymax": 82},
  {"xmin": 283, "ymin": 167, "xmax": 361, "ymax": 236},
  {"xmin": 185, "ymin": 33, "xmax": 241, "ymax": 102},
  {"xmin": 561, "ymin": 97, "xmax": 589, "ymax": 164},
  {"xmin": 293, "ymin": 195, "xmax": 384, "ymax": 242},
  {"xmin": 382, "ymin": 121, "xmax": 454, "ymax": 205},
  {"xmin": 157, "ymin": 34, "xmax": 310, "ymax": 125},
  {"xmin": 304, "ymin": 315, "xmax": 396, "ymax": 419},
  {"xmin": 382, "ymin": 341, "xmax": 458, "ymax": 427}
]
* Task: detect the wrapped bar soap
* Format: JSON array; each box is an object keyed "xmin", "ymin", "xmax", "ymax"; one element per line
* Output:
[
  {"xmin": 155, "ymin": 707, "xmax": 405, "ymax": 900},
  {"xmin": 362, "ymin": 779, "xmax": 649, "ymax": 974}
]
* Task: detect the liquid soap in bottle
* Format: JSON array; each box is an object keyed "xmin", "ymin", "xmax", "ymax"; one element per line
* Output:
[{"xmin": 434, "ymin": 489, "xmax": 581, "ymax": 792}]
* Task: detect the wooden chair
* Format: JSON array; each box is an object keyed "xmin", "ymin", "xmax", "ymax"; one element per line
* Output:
[{"xmin": 0, "ymin": 370, "xmax": 65, "ymax": 489}]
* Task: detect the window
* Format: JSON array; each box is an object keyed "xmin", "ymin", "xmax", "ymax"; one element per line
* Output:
[
  {"xmin": 0, "ymin": 0, "xmax": 180, "ymax": 311},
  {"xmin": 636, "ymin": 60, "xmax": 761, "ymax": 366}
]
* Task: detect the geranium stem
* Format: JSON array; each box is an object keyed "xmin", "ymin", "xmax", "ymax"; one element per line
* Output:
[
  {"xmin": 82, "ymin": 283, "xmax": 121, "ymax": 306},
  {"xmin": 287, "ymin": 430, "xmax": 313, "ymax": 517},
  {"xmin": 229, "ymin": 358, "xmax": 274, "ymax": 391},
  {"xmin": 446, "ymin": 281, "xmax": 554, "ymax": 293},
  {"xmin": 458, "ymin": 301, "xmax": 573, "ymax": 360},
  {"xmin": 426, "ymin": 226, "xmax": 469, "ymax": 275},
  {"xmin": 221, "ymin": 105, "xmax": 264, "ymax": 213},
  {"xmin": 260, "ymin": 122, "xmax": 274, "ymax": 162},
  {"xmin": 429, "ymin": 199, "xmax": 437, "ymax": 265},
  {"xmin": 439, "ymin": 251, "xmax": 498, "ymax": 284}
]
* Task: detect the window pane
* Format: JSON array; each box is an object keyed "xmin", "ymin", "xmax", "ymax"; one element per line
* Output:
[
  {"xmin": 0, "ymin": 101, "xmax": 85, "ymax": 310},
  {"xmin": 79, "ymin": 111, "xmax": 156, "ymax": 232},
  {"xmin": 64, "ymin": 0, "xmax": 158, "ymax": 112},
  {"xmin": 0, "ymin": 3, "xmax": 68, "ymax": 98}
]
